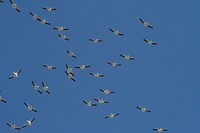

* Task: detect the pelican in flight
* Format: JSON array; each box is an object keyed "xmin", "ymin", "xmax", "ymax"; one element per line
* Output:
[
  {"xmin": 136, "ymin": 106, "xmax": 151, "ymax": 112},
  {"xmin": 9, "ymin": 69, "xmax": 22, "ymax": 79},
  {"xmin": 67, "ymin": 50, "xmax": 76, "ymax": 58},
  {"xmin": 140, "ymin": 18, "xmax": 153, "ymax": 29},
  {"xmin": 89, "ymin": 72, "xmax": 104, "ymax": 77},
  {"xmin": 43, "ymin": 64, "xmax": 56, "ymax": 69},
  {"xmin": 99, "ymin": 89, "xmax": 114, "ymax": 94},
  {"xmin": 37, "ymin": 18, "xmax": 51, "ymax": 25},
  {"xmin": 9, "ymin": 0, "xmax": 20, "ymax": 13},
  {"xmin": 94, "ymin": 98, "xmax": 109, "ymax": 104},
  {"xmin": 83, "ymin": 100, "xmax": 97, "ymax": 106},
  {"xmin": 65, "ymin": 71, "xmax": 76, "ymax": 82},
  {"xmin": 29, "ymin": 12, "xmax": 39, "ymax": 20},
  {"xmin": 42, "ymin": 7, "xmax": 56, "ymax": 11},
  {"xmin": 42, "ymin": 82, "xmax": 51, "ymax": 95},
  {"xmin": 22, "ymin": 117, "xmax": 35, "ymax": 128},
  {"xmin": 89, "ymin": 38, "xmax": 103, "ymax": 43},
  {"xmin": 24, "ymin": 102, "xmax": 37, "ymax": 112},
  {"xmin": 58, "ymin": 34, "xmax": 69, "ymax": 41},
  {"xmin": 105, "ymin": 113, "xmax": 119, "ymax": 119},
  {"xmin": 120, "ymin": 54, "xmax": 134, "ymax": 60},
  {"xmin": 32, "ymin": 81, "xmax": 42, "ymax": 94},
  {"xmin": 107, "ymin": 61, "xmax": 121, "ymax": 67},
  {"xmin": 6, "ymin": 123, "xmax": 21, "ymax": 130},
  {"xmin": 153, "ymin": 128, "xmax": 168, "ymax": 132},
  {"xmin": 74, "ymin": 65, "xmax": 91, "ymax": 69},
  {"xmin": 53, "ymin": 26, "xmax": 69, "ymax": 31},
  {"xmin": 143, "ymin": 39, "xmax": 157, "ymax": 45},
  {"xmin": 109, "ymin": 28, "xmax": 124, "ymax": 36}
]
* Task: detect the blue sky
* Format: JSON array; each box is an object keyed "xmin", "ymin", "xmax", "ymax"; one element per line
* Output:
[{"xmin": 0, "ymin": 0, "xmax": 200, "ymax": 132}]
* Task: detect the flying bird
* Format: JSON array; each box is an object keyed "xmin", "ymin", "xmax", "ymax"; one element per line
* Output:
[
  {"xmin": 74, "ymin": 65, "xmax": 91, "ymax": 69},
  {"xmin": 42, "ymin": 82, "xmax": 51, "ymax": 95},
  {"xmin": 6, "ymin": 123, "xmax": 21, "ymax": 130},
  {"xmin": 24, "ymin": 102, "xmax": 37, "ymax": 112},
  {"xmin": 109, "ymin": 28, "xmax": 124, "ymax": 36},
  {"xmin": 29, "ymin": 12, "xmax": 39, "ymax": 20},
  {"xmin": 37, "ymin": 18, "xmax": 51, "ymax": 25},
  {"xmin": 143, "ymin": 39, "xmax": 157, "ymax": 45},
  {"xmin": 66, "ymin": 64, "xmax": 74, "ymax": 75},
  {"xmin": 120, "ymin": 54, "xmax": 134, "ymax": 60},
  {"xmin": 153, "ymin": 128, "xmax": 168, "ymax": 132},
  {"xmin": 105, "ymin": 113, "xmax": 119, "ymax": 119},
  {"xmin": 32, "ymin": 81, "xmax": 42, "ymax": 94},
  {"xmin": 9, "ymin": 69, "xmax": 22, "ymax": 79},
  {"xmin": 58, "ymin": 34, "xmax": 69, "ymax": 41},
  {"xmin": 22, "ymin": 117, "xmax": 35, "ymax": 128},
  {"xmin": 67, "ymin": 50, "xmax": 76, "ymax": 58},
  {"xmin": 89, "ymin": 72, "xmax": 104, "ymax": 77},
  {"xmin": 83, "ymin": 100, "xmax": 97, "ymax": 106},
  {"xmin": 9, "ymin": 0, "xmax": 20, "ymax": 13},
  {"xmin": 89, "ymin": 38, "xmax": 103, "ymax": 43},
  {"xmin": 136, "ymin": 106, "xmax": 151, "ymax": 112},
  {"xmin": 0, "ymin": 96, "xmax": 6, "ymax": 103},
  {"xmin": 65, "ymin": 71, "xmax": 76, "ymax": 82},
  {"xmin": 94, "ymin": 98, "xmax": 109, "ymax": 104},
  {"xmin": 43, "ymin": 64, "xmax": 56, "ymax": 69},
  {"xmin": 53, "ymin": 26, "xmax": 69, "ymax": 31},
  {"xmin": 42, "ymin": 7, "xmax": 56, "ymax": 11},
  {"xmin": 99, "ymin": 89, "xmax": 114, "ymax": 94},
  {"xmin": 140, "ymin": 18, "xmax": 153, "ymax": 29},
  {"xmin": 107, "ymin": 61, "xmax": 121, "ymax": 67}
]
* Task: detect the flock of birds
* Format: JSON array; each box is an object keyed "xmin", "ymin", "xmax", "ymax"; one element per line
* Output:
[{"xmin": 1, "ymin": 0, "xmax": 167, "ymax": 132}]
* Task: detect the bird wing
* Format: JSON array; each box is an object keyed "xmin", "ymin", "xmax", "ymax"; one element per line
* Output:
[
  {"xmin": 140, "ymin": 18, "xmax": 145, "ymax": 24},
  {"xmin": 32, "ymin": 81, "xmax": 36, "ymax": 86}
]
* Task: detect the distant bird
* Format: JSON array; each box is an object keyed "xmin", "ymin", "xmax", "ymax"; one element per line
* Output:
[
  {"xmin": 37, "ymin": 18, "xmax": 51, "ymax": 25},
  {"xmin": 83, "ymin": 100, "xmax": 97, "ymax": 106},
  {"xmin": 58, "ymin": 34, "xmax": 69, "ymax": 41},
  {"xmin": 109, "ymin": 28, "xmax": 124, "ymax": 36},
  {"xmin": 9, "ymin": 0, "xmax": 20, "ymax": 13},
  {"xmin": 24, "ymin": 102, "xmax": 37, "ymax": 112},
  {"xmin": 105, "ymin": 113, "xmax": 119, "ymax": 119},
  {"xmin": 65, "ymin": 71, "xmax": 76, "ymax": 82},
  {"xmin": 136, "ymin": 106, "xmax": 151, "ymax": 112},
  {"xmin": 53, "ymin": 26, "xmax": 69, "ymax": 31},
  {"xmin": 107, "ymin": 61, "xmax": 121, "ymax": 67},
  {"xmin": 7, "ymin": 123, "xmax": 21, "ymax": 130},
  {"xmin": 43, "ymin": 64, "xmax": 56, "ymax": 69},
  {"xmin": 42, "ymin": 7, "xmax": 56, "ymax": 11},
  {"xmin": 29, "ymin": 12, "xmax": 39, "ymax": 20},
  {"xmin": 99, "ymin": 89, "xmax": 114, "ymax": 94},
  {"xmin": 89, "ymin": 38, "xmax": 103, "ymax": 43},
  {"xmin": 9, "ymin": 69, "xmax": 22, "ymax": 79},
  {"xmin": 120, "ymin": 54, "xmax": 134, "ymax": 60},
  {"xmin": 143, "ymin": 39, "xmax": 157, "ymax": 45},
  {"xmin": 0, "ymin": 0, "xmax": 3, "ymax": 3},
  {"xmin": 89, "ymin": 72, "xmax": 104, "ymax": 77},
  {"xmin": 32, "ymin": 81, "xmax": 42, "ymax": 94},
  {"xmin": 74, "ymin": 65, "xmax": 91, "ymax": 69},
  {"xmin": 22, "ymin": 117, "xmax": 35, "ymax": 128},
  {"xmin": 94, "ymin": 98, "xmax": 109, "ymax": 104},
  {"xmin": 42, "ymin": 82, "xmax": 50, "ymax": 95},
  {"xmin": 0, "ymin": 96, "xmax": 6, "ymax": 103},
  {"xmin": 66, "ymin": 64, "xmax": 74, "ymax": 75},
  {"xmin": 153, "ymin": 128, "xmax": 168, "ymax": 132},
  {"xmin": 140, "ymin": 18, "xmax": 153, "ymax": 29},
  {"xmin": 67, "ymin": 50, "xmax": 76, "ymax": 58}
]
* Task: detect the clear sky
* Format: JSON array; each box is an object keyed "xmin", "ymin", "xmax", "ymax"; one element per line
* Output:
[{"xmin": 0, "ymin": 0, "xmax": 200, "ymax": 132}]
